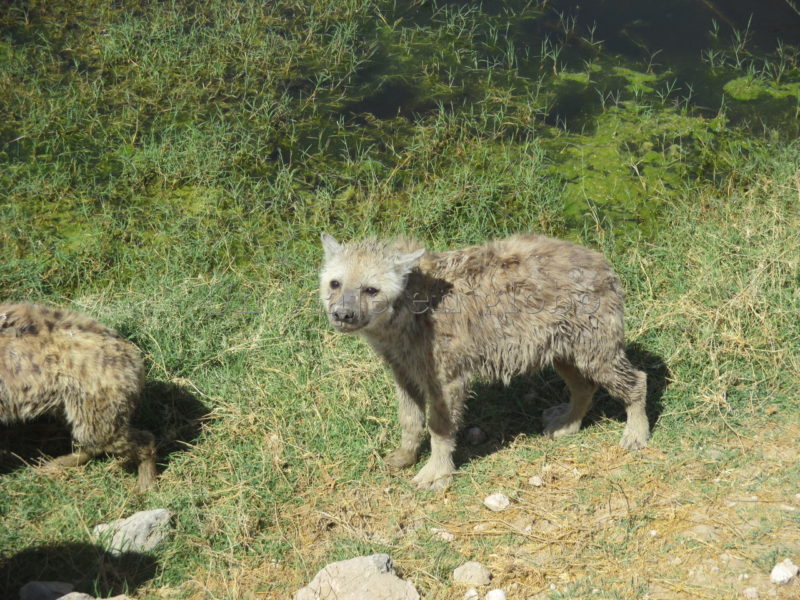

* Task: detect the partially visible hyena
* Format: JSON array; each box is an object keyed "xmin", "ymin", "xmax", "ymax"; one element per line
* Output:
[
  {"xmin": 320, "ymin": 233, "xmax": 649, "ymax": 491},
  {"xmin": 0, "ymin": 303, "xmax": 156, "ymax": 490}
]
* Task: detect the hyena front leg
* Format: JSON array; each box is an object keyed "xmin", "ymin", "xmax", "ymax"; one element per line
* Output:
[
  {"xmin": 385, "ymin": 382, "xmax": 426, "ymax": 470},
  {"xmin": 412, "ymin": 376, "xmax": 468, "ymax": 491}
]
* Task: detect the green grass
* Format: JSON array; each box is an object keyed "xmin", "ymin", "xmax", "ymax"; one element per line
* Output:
[{"xmin": 2, "ymin": 1, "xmax": 800, "ymax": 599}]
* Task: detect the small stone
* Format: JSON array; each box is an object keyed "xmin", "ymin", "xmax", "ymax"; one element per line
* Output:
[
  {"xmin": 769, "ymin": 558, "xmax": 799, "ymax": 584},
  {"xmin": 463, "ymin": 589, "xmax": 479, "ymax": 600},
  {"xmin": 528, "ymin": 475, "xmax": 544, "ymax": 487},
  {"xmin": 743, "ymin": 587, "xmax": 759, "ymax": 599},
  {"xmin": 465, "ymin": 427, "xmax": 487, "ymax": 445},
  {"xmin": 294, "ymin": 554, "xmax": 419, "ymax": 600},
  {"xmin": 431, "ymin": 527, "xmax": 455, "ymax": 542},
  {"xmin": 483, "ymin": 493, "xmax": 511, "ymax": 512},
  {"xmin": 486, "ymin": 590, "xmax": 506, "ymax": 600},
  {"xmin": 649, "ymin": 529, "xmax": 658, "ymax": 537},
  {"xmin": 60, "ymin": 594, "xmax": 95, "ymax": 600},
  {"xmin": 93, "ymin": 509, "xmax": 172, "ymax": 556},
  {"xmin": 19, "ymin": 582, "xmax": 74, "ymax": 600},
  {"xmin": 453, "ymin": 561, "xmax": 492, "ymax": 586}
]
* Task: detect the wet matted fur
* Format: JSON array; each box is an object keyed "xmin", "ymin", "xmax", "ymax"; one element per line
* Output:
[
  {"xmin": 319, "ymin": 233, "xmax": 649, "ymax": 491},
  {"xmin": 0, "ymin": 303, "xmax": 156, "ymax": 490}
]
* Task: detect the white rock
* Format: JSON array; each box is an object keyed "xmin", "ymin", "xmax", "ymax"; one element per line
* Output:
[
  {"xmin": 92, "ymin": 509, "xmax": 172, "ymax": 556},
  {"xmin": 92, "ymin": 508, "xmax": 172, "ymax": 556},
  {"xmin": 431, "ymin": 527, "xmax": 455, "ymax": 542},
  {"xmin": 19, "ymin": 581, "xmax": 74, "ymax": 600},
  {"xmin": 485, "ymin": 590, "xmax": 506, "ymax": 600},
  {"xmin": 528, "ymin": 476, "xmax": 544, "ymax": 487},
  {"xmin": 742, "ymin": 587, "xmax": 759, "ymax": 599},
  {"xmin": 453, "ymin": 561, "xmax": 492, "ymax": 586},
  {"xmin": 294, "ymin": 554, "xmax": 419, "ymax": 600},
  {"xmin": 59, "ymin": 594, "xmax": 95, "ymax": 600},
  {"xmin": 466, "ymin": 427, "xmax": 488, "ymax": 445},
  {"xmin": 463, "ymin": 588, "xmax": 480, "ymax": 600},
  {"xmin": 769, "ymin": 558, "xmax": 799, "ymax": 584},
  {"xmin": 483, "ymin": 493, "xmax": 511, "ymax": 512}
]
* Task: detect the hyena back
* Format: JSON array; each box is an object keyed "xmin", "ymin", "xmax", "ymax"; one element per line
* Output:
[
  {"xmin": 320, "ymin": 233, "xmax": 649, "ymax": 491},
  {"xmin": 0, "ymin": 303, "xmax": 156, "ymax": 490}
]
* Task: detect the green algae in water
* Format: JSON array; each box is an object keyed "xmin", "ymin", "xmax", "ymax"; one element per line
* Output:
[
  {"xmin": 2, "ymin": 0, "xmax": 800, "ymax": 279},
  {"xmin": 546, "ymin": 102, "xmax": 727, "ymax": 237}
]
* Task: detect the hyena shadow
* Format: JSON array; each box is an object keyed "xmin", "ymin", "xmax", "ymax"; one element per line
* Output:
[
  {"xmin": 137, "ymin": 379, "xmax": 210, "ymax": 472},
  {"xmin": 457, "ymin": 343, "xmax": 669, "ymax": 466},
  {"xmin": 0, "ymin": 380, "xmax": 209, "ymax": 476},
  {"xmin": 0, "ymin": 543, "xmax": 157, "ymax": 598}
]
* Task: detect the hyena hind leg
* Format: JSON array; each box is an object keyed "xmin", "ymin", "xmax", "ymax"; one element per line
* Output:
[
  {"xmin": 543, "ymin": 360, "xmax": 598, "ymax": 440},
  {"xmin": 599, "ymin": 354, "xmax": 649, "ymax": 451},
  {"xmin": 103, "ymin": 428, "xmax": 158, "ymax": 491},
  {"xmin": 41, "ymin": 448, "xmax": 96, "ymax": 470}
]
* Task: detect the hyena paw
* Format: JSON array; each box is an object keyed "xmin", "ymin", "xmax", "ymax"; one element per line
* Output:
[
  {"xmin": 384, "ymin": 447, "xmax": 418, "ymax": 470},
  {"xmin": 411, "ymin": 460, "xmax": 454, "ymax": 492},
  {"xmin": 619, "ymin": 423, "xmax": 650, "ymax": 451},
  {"xmin": 542, "ymin": 403, "xmax": 582, "ymax": 439}
]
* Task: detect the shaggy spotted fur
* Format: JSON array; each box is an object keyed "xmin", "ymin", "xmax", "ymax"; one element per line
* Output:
[
  {"xmin": 0, "ymin": 303, "xmax": 156, "ymax": 490},
  {"xmin": 320, "ymin": 233, "xmax": 649, "ymax": 491}
]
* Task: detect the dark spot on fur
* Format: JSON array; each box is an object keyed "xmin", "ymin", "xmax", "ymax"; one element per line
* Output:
[
  {"xmin": 53, "ymin": 311, "xmax": 63, "ymax": 320},
  {"xmin": 45, "ymin": 320, "xmax": 55, "ymax": 332},
  {"xmin": 31, "ymin": 363, "xmax": 41, "ymax": 375},
  {"xmin": 501, "ymin": 255, "xmax": 520, "ymax": 269},
  {"xmin": 17, "ymin": 323, "xmax": 38, "ymax": 336}
]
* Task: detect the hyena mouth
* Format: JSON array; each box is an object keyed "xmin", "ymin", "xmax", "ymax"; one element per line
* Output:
[{"xmin": 331, "ymin": 319, "xmax": 366, "ymax": 333}]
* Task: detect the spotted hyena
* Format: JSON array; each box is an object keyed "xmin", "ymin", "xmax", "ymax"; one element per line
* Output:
[
  {"xmin": 0, "ymin": 303, "xmax": 156, "ymax": 490},
  {"xmin": 319, "ymin": 233, "xmax": 649, "ymax": 491}
]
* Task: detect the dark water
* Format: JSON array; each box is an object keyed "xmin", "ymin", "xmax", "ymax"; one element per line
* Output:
[{"xmin": 543, "ymin": 0, "xmax": 799, "ymax": 60}]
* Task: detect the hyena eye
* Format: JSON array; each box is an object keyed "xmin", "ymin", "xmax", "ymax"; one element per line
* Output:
[
  {"xmin": 330, "ymin": 280, "xmax": 340, "ymax": 289},
  {"xmin": 363, "ymin": 287, "xmax": 380, "ymax": 296}
]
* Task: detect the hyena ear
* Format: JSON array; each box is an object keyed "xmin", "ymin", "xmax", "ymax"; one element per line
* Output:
[
  {"xmin": 393, "ymin": 248, "xmax": 425, "ymax": 275},
  {"xmin": 321, "ymin": 233, "xmax": 342, "ymax": 258}
]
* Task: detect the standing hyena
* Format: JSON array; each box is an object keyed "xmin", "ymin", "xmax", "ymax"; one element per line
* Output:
[
  {"xmin": 319, "ymin": 232, "xmax": 649, "ymax": 491},
  {"xmin": 0, "ymin": 303, "xmax": 156, "ymax": 490}
]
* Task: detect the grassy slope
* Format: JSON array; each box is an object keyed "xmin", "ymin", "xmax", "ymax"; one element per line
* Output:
[{"xmin": 1, "ymin": 1, "xmax": 799, "ymax": 599}]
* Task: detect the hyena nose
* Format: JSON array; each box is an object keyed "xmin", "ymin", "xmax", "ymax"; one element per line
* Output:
[{"xmin": 333, "ymin": 308, "xmax": 356, "ymax": 323}]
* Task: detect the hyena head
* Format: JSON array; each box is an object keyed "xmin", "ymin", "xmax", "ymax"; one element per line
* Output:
[{"xmin": 319, "ymin": 233, "xmax": 425, "ymax": 334}]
